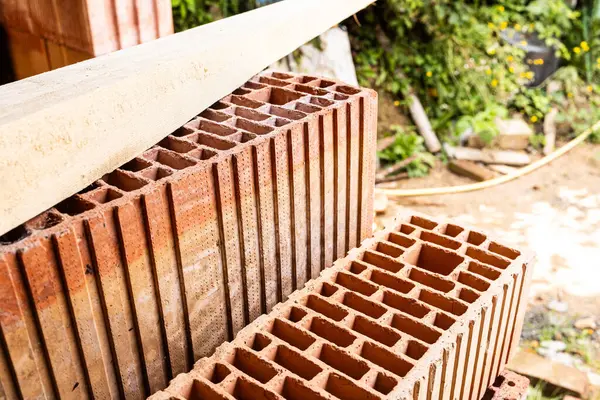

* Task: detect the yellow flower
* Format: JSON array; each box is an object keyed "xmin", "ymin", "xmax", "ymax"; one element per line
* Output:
[
  {"xmin": 506, "ymin": 55, "xmax": 514, "ymax": 62},
  {"xmin": 530, "ymin": 116, "xmax": 538, "ymax": 123},
  {"xmin": 573, "ymin": 47, "xmax": 581, "ymax": 54},
  {"xmin": 587, "ymin": 86, "xmax": 593, "ymax": 93},
  {"xmin": 486, "ymin": 68, "xmax": 492, "ymax": 75},
  {"xmin": 534, "ymin": 58, "xmax": 544, "ymax": 65},
  {"xmin": 488, "ymin": 48, "xmax": 496, "ymax": 55},
  {"xmin": 497, "ymin": 5, "xmax": 505, "ymax": 12},
  {"xmin": 526, "ymin": 71, "xmax": 534, "ymax": 79},
  {"xmin": 426, "ymin": 71, "xmax": 433, "ymax": 78},
  {"xmin": 567, "ymin": 92, "xmax": 573, "ymax": 98},
  {"xmin": 488, "ymin": 22, "xmax": 495, "ymax": 29},
  {"xmin": 509, "ymin": 66, "xmax": 515, "ymax": 73},
  {"xmin": 500, "ymin": 21, "xmax": 508, "ymax": 30},
  {"xmin": 520, "ymin": 40, "xmax": 528, "ymax": 46},
  {"xmin": 491, "ymin": 79, "xmax": 498, "ymax": 87},
  {"xmin": 514, "ymin": 23, "xmax": 521, "ymax": 31},
  {"xmin": 520, "ymin": 72, "xmax": 527, "ymax": 78},
  {"xmin": 581, "ymin": 41, "xmax": 590, "ymax": 51},
  {"xmin": 597, "ymin": 57, "xmax": 600, "ymax": 63},
  {"xmin": 393, "ymin": 100, "xmax": 401, "ymax": 107}
]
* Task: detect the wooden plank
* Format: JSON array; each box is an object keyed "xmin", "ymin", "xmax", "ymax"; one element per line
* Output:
[
  {"xmin": 0, "ymin": 0, "xmax": 375, "ymax": 236},
  {"xmin": 448, "ymin": 160, "xmax": 496, "ymax": 182}
]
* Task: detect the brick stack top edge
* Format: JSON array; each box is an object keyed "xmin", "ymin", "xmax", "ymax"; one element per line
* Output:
[
  {"xmin": 0, "ymin": 71, "xmax": 376, "ymax": 252},
  {"xmin": 149, "ymin": 211, "xmax": 535, "ymax": 400}
]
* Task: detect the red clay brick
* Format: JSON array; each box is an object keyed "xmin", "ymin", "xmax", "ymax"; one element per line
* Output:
[
  {"xmin": 149, "ymin": 211, "xmax": 533, "ymax": 400},
  {"xmin": 0, "ymin": 72, "xmax": 377, "ymax": 399}
]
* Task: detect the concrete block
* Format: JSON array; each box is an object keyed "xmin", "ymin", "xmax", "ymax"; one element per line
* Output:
[
  {"xmin": 0, "ymin": 72, "xmax": 377, "ymax": 399},
  {"xmin": 150, "ymin": 210, "xmax": 534, "ymax": 400}
]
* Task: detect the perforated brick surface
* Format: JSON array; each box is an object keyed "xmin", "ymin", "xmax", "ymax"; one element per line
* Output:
[
  {"xmin": 482, "ymin": 370, "xmax": 529, "ymax": 400},
  {"xmin": 0, "ymin": 72, "xmax": 377, "ymax": 399},
  {"xmin": 149, "ymin": 211, "xmax": 533, "ymax": 400}
]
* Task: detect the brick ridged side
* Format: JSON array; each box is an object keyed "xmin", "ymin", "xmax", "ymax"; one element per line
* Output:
[
  {"xmin": 149, "ymin": 211, "xmax": 534, "ymax": 400},
  {"xmin": 0, "ymin": 72, "xmax": 377, "ymax": 399}
]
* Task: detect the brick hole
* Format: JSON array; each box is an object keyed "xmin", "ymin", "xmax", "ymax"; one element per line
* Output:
[
  {"xmin": 390, "ymin": 314, "xmax": 441, "ymax": 344},
  {"xmin": 87, "ymin": 188, "xmax": 123, "ymax": 204},
  {"xmin": 208, "ymin": 363, "xmax": 231, "ymax": 384},
  {"xmin": 488, "ymin": 242, "xmax": 521, "ymax": 260},
  {"xmin": 77, "ymin": 182, "xmax": 101, "ymax": 195},
  {"xmin": 243, "ymin": 81, "xmax": 266, "ymax": 90},
  {"xmin": 200, "ymin": 109, "xmax": 231, "ymax": 122},
  {"xmin": 467, "ymin": 261, "xmax": 501, "ymax": 281},
  {"xmin": 144, "ymin": 149, "xmax": 196, "ymax": 170},
  {"xmin": 299, "ymin": 76, "xmax": 317, "ymax": 83},
  {"xmin": 335, "ymin": 272, "xmax": 378, "ymax": 296},
  {"xmin": 227, "ymin": 132, "xmax": 257, "ymax": 144},
  {"xmin": 307, "ymin": 317, "xmax": 356, "ymax": 347},
  {"xmin": 269, "ymin": 319, "xmax": 315, "ymax": 350},
  {"xmin": 258, "ymin": 76, "xmax": 291, "ymax": 87},
  {"xmin": 0, "ymin": 224, "xmax": 30, "ymax": 244},
  {"xmin": 319, "ymin": 282, "xmax": 338, "ymax": 297},
  {"xmin": 27, "ymin": 212, "xmax": 64, "ymax": 231},
  {"xmin": 386, "ymin": 232, "xmax": 416, "ymax": 248},
  {"xmin": 408, "ymin": 269, "xmax": 455, "ymax": 293},
  {"xmin": 420, "ymin": 231, "xmax": 461, "ymax": 250},
  {"xmin": 210, "ymin": 101, "xmax": 230, "ymax": 110},
  {"xmin": 295, "ymin": 102, "xmax": 321, "ymax": 114},
  {"xmin": 233, "ymin": 107, "xmax": 271, "ymax": 122},
  {"xmin": 405, "ymin": 340, "xmax": 429, "ymax": 360},
  {"xmin": 271, "ymin": 72, "xmax": 294, "ymax": 80},
  {"xmin": 433, "ymin": 313, "xmax": 456, "ymax": 330},
  {"xmin": 172, "ymin": 126, "xmax": 196, "ymax": 138},
  {"xmin": 409, "ymin": 216, "xmax": 438, "ymax": 230},
  {"xmin": 324, "ymin": 373, "xmax": 377, "ymax": 400},
  {"xmin": 294, "ymin": 84, "xmax": 328, "ymax": 96},
  {"xmin": 374, "ymin": 241, "xmax": 404, "ymax": 258},
  {"xmin": 466, "ymin": 247, "xmax": 511, "ymax": 269},
  {"xmin": 442, "ymin": 223, "xmax": 464, "ymax": 237},
  {"xmin": 271, "ymin": 346, "xmax": 322, "ymax": 380},
  {"xmin": 351, "ymin": 316, "xmax": 401, "ymax": 347},
  {"xmin": 418, "ymin": 290, "xmax": 468, "ymax": 316},
  {"xmin": 458, "ymin": 288, "xmax": 480, "ymax": 303},
  {"xmin": 192, "ymin": 119, "xmax": 238, "ymax": 137},
  {"xmin": 319, "ymin": 80, "xmax": 335, "ymax": 88},
  {"xmin": 232, "ymin": 119, "xmax": 274, "ymax": 135},
  {"xmin": 247, "ymin": 333, "xmax": 272, "ymax": 352},
  {"xmin": 373, "ymin": 373, "xmax": 398, "ymax": 395},
  {"xmin": 466, "ymin": 231, "xmax": 487, "ymax": 246},
  {"xmin": 458, "ymin": 271, "xmax": 490, "ymax": 292},
  {"xmin": 228, "ymin": 348, "xmax": 277, "ymax": 384},
  {"xmin": 381, "ymin": 291, "xmax": 429, "ymax": 318},
  {"xmin": 360, "ymin": 341, "xmax": 413, "ymax": 377},
  {"xmin": 403, "ymin": 244, "xmax": 464, "ymax": 276},
  {"xmin": 229, "ymin": 95, "xmax": 265, "ymax": 109},
  {"xmin": 231, "ymin": 377, "xmax": 280, "ymax": 400},
  {"xmin": 266, "ymin": 105, "xmax": 306, "ymax": 120},
  {"xmin": 159, "ymin": 137, "xmax": 198, "ymax": 154},
  {"xmin": 281, "ymin": 377, "xmax": 328, "ymax": 400},
  {"xmin": 233, "ymin": 88, "xmax": 251, "ymax": 95},
  {"xmin": 186, "ymin": 379, "xmax": 228, "ymax": 400},
  {"xmin": 274, "ymin": 118, "xmax": 292, "ymax": 127},
  {"xmin": 347, "ymin": 260, "xmax": 368, "ymax": 275},
  {"xmin": 304, "ymin": 295, "xmax": 348, "ymax": 322},
  {"xmin": 335, "ymin": 85, "xmax": 361, "ymax": 95},
  {"xmin": 341, "ymin": 292, "xmax": 387, "ymax": 319},
  {"xmin": 189, "ymin": 133, "xmax": 236, "ymax": 151},
  {"xmin": 120, "ymin": 157, "xmax": 152, "ymax": 172},
  {"xmin": 55, "ymin": 197, "xmax": 96, "ymax": 216},
  {"xmin": 284, "ymin": 306, "xmax": 308, "ymax": 323},
  {"xmin": 309, "ymin": 97, "xmax": 333, "ymax": 108},
  {"xmin": 334, "ymin": 93, "xmax": 349, "ymax": 101},
  {"xmin": 398, "ymin": 224, "xmax": 416, "ymax": 235},
  {"xmin": 187, "ymin": 148, "xmax": 219, "ymax": 161},
  {"xmin": 361, "ymin": 251, "xmax": 404, "ymax": 273},
  {"xmin": 140, "ymin": 167, "xmax": 173, "ymax": 182},
  {"xmin": 370, "ymin": 270, "xmax": 414, "ymax": 295},
  {"xmin": 103, "ymin": 170, "xmax": 149, "ymax": 191},
  {"xmin": 256, "ymin": 87, "xmax": 305, "ymax": 105},
  {"xmin": 317, "ymin": 344, "xmax": 369, "ymax": 380}
]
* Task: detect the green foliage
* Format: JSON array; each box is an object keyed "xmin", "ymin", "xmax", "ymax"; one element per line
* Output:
[
  {"xmin": 529, "ymin": 133, "xmax": 546, "ymax": 149},
  {"xmin": 455, "ymin": 103, "xmax": 508, "ymax": 144},
  {"xmin": 378, "ymin": 126, "xmax": 436, "ymax": 177},
  {"xmin": 171, "ymin": 0, "xmax": 254, "ymax": 32},
  {"xmin": 349, "ymin": 0, "xmax": 578, "ymax": 139}
]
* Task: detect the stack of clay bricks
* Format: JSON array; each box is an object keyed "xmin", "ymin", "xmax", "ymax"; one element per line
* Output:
[
  {"xmin": 0, "ymin": 72, "xmax": 377, "ymax": 398},
  {"xmin": 149, "ymin": 211, "xmax": 534, "ymax": 400},
  {"xmin": 0, "ymin": 0, "xmax": 173, "ymax": 79}
]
